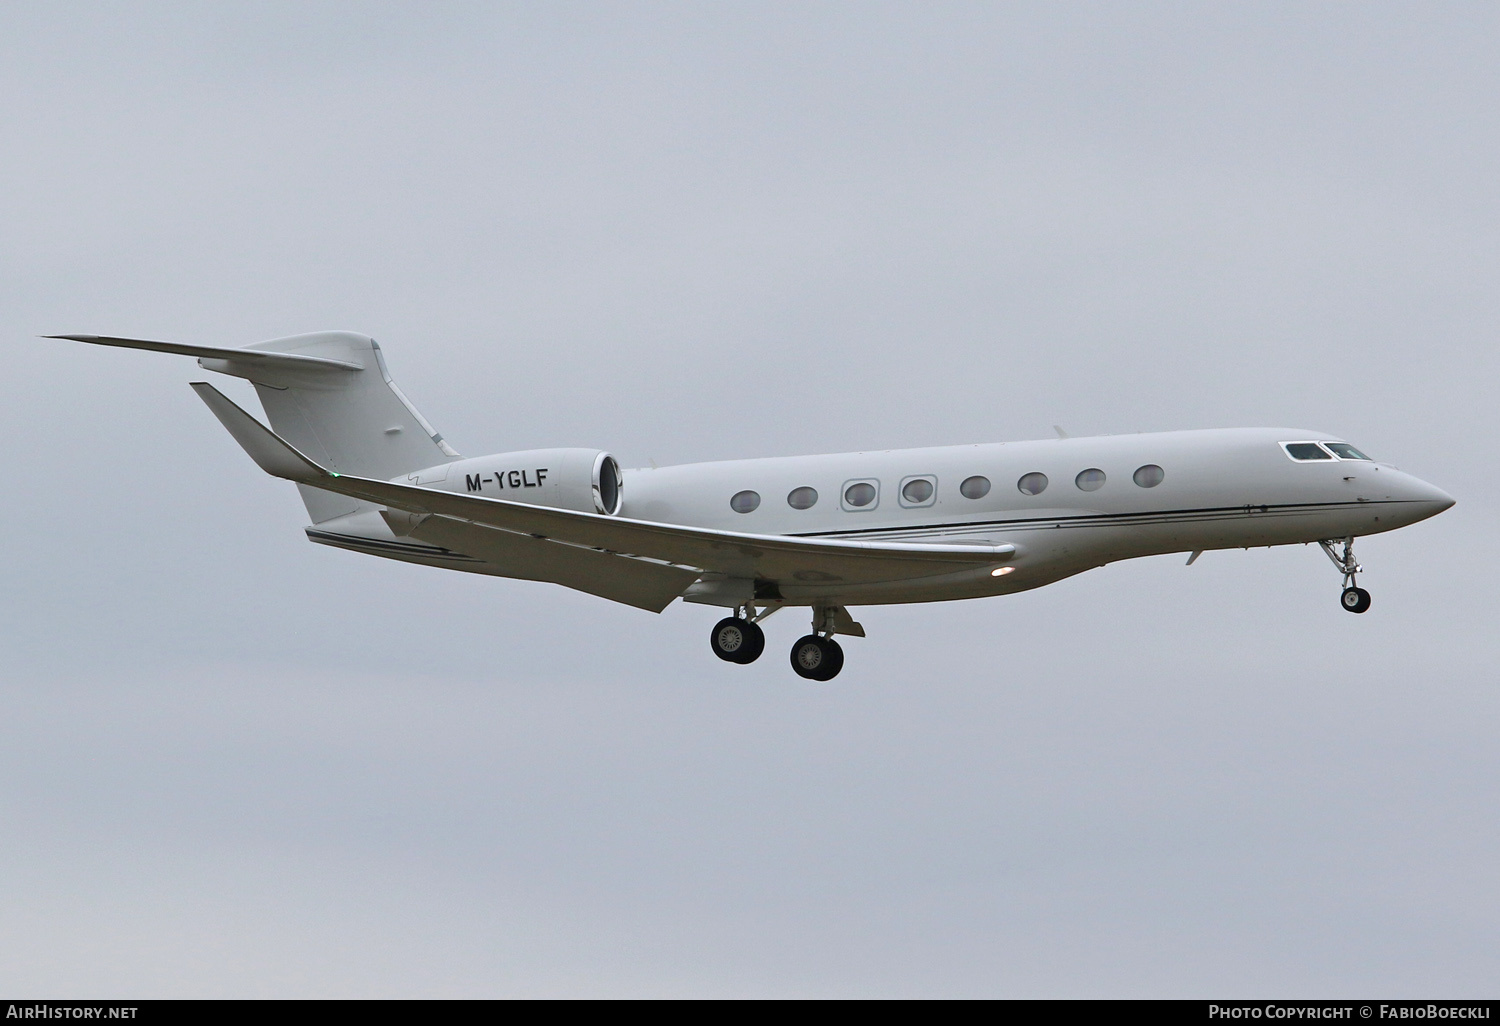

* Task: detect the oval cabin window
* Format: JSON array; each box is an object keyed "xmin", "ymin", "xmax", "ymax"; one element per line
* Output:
[
  {"xmin": 1133, "ymin": 464, "xmax": 1164, "ymax": 488},
  {"xmin": 787, "ymin": 486, "xmax": 818, "ymax": 510},
  {"xmin": 1075, "ymin": 468, "xmax": 1106, "ymax": 492},
  {"xmin": 730, "ymin": 490, "xmax": 761, "ymax": 513},
  {"xmin": 960, "ymin": 475, "xmax": 991, "ymax": 499},
  {"xmin": 1017, "ymin": 472, "xmax": 1048, "ymax": 496},
  {"xmin": 844, "ymin": 482, "xmax": 877, "ymax": 507}
]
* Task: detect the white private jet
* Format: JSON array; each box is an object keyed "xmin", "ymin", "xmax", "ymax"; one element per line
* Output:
[{"xmin": 53, "ymin": 330, "xmax": 1454, "ymax": 680}]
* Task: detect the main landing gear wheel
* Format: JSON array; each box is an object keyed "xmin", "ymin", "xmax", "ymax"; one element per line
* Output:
[
  {"xmin": 790, "ymin": 635, "xmax": 844, "ymax": 681},
  {"xmin": 1341, "ymin": 587, "xmax": 1372, "ymax": 614},
  {"xmin": 711, "ymin": 617, "xmax": 765, "ymax": 664}
]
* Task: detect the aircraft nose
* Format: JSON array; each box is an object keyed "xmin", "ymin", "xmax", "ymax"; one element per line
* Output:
[{"xmin": 1401, "ymin": 474, "xmax": 1455, "ymax": 520}]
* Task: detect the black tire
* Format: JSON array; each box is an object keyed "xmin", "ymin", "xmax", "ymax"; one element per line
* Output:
[
  {"xmin": 711, "ymin": 617, "xmax": 765, "ymax": 663},
  {"xmin": 790, "ymin": 635, "xmax": 844, "ymax": 681},
  {"xmin": 1340, "ymin": 587, "xmax": 1372, "ymax": 614},
  {"xmin": 815, "ymin": 637, "xmax": 844, "ymax": 680},
  {"xmin": 736, "ymin": 620, "xmax": 765, "ymax": 663}
]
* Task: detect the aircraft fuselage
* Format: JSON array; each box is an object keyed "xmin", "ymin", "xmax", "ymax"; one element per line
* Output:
[{"xmin": 614, "ymin": 427, "xmax": 1452, "ymax": 605}]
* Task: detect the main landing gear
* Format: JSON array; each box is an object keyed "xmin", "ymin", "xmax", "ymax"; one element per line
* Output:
[
  {"xmin": 710, "ymin": 613, "xmax": 766, "ymax": 664},
  {"xmin": 788, "ymin": 605, "xmax": 862, "ymax": 681},
  {"xmin": 708, "ymin": 603, "xmax": 861, "ymax": 680},
  {"xmin": 1319, "ymin": 536, "xmax": 1371, "ymax": 614},
  {"xmin": 790, "ymin": 634, "xmax": 843, "ymax": 681}
]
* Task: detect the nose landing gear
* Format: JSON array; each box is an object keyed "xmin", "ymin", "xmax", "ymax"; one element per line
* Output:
[{"xmin": 1320, "ymin": 537, "xmax": 1371, "ymax": 614}]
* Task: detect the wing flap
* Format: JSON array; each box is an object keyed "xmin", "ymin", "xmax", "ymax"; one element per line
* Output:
[{"xmin": 409, "ymin": 515, "xmax": 699, "ymax": 612}]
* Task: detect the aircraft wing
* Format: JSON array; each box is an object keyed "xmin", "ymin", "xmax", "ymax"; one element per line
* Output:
[
  {"xmin": 191, "ymin": 382, "xmax": 1014, "ymax": 591},
  {"xmin": 396, "ymin": 515, "xmax": 703, "ymax": 612}
]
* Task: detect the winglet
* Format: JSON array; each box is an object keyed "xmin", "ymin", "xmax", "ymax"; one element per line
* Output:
[{"xmin": 189, "ymin": 382, "xmax": 328, "ymax": 483}]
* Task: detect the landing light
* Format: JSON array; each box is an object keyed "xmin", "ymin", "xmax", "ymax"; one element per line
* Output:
[{"xmin": 991, "ymin": 566, "xmax": 1014, "ymax": 577}]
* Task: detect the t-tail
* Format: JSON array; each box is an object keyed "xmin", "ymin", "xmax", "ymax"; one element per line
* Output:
[{"xmin": 49, "ymin": 331, "xmax": 459, "ymax": 522}]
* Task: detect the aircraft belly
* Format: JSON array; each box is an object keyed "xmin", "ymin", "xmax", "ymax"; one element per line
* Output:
[
  {"xmin": 775, "ymin": 501, "xmax": 1414, "ymax": 605},
  {"xmin": 775, "ymin": 564, "xmax": 1086, "ymax": 606},
  {"xmin": 305, "ymin": 497, "xmax": 1415, "ymax": 613},
  {"xmin": 1047, "ymin": 501, "xmax": 1414, "ymax": 563}
]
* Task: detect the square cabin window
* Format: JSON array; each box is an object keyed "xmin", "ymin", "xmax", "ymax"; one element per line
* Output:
[
  {"xmin": 899, "ymin": 475, "xmax": 937, "ymax": 508},
  {"xmin": 841, "ymin": 479, "xmax": 880, "ymax": 511},
  {"xmin": 1283, "ymin": 442, "xmax": 1334, "ymax": 461}
]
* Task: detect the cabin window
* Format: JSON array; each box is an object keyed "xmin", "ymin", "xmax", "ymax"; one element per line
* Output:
[
  {"xmin": 842, "ymin": 480, "xmax": 879, "ymax": 510},
  {"xmin": 900, "ymin": 476, "xmax": 936, "ymax": 507},
  {"xmin": 1133, "ymin": 464, "xmax": 1165, "ymax": 488},
  {"xmin": 787, "ymin": 486, "xmax": 818, "ymax": 509},
  {"xmin": 1283, "ymin": 442, "xmax": 1334, "ymax": 461},
  {"xmin": 1324, "ymin": 442, "xmax": 1371, "ymax": 461},
  {"xmin": 1017, "ymin": 472, "xmax": 1047, "ymax": 496},
  {"xmin": 730, "ymin": 490, "xmax": 761, "ymax": 513},
  {"xmin": 1075, "ymin": 468, "xmax": 1106, "ymax": 492},
  {"xmin": 960, "ymin": 475, "xmax": 991, "ymax": 499}
]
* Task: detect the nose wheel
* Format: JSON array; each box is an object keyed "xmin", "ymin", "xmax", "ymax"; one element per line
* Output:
[{"xmin": 1320, "ymin": 537, "xmax": 1372, "ymax": 614}]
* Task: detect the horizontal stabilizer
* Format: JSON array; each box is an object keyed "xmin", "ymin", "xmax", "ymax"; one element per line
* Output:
[
  {"xmin": 48, "ymin": 334, "xmax": 363, "ymax": 372},
  {"xmin": 190, "ymin": 382, "xmax": 325, "ymax": 483}
]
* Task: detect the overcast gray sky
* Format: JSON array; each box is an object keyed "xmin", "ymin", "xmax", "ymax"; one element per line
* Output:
[{"xmin": 3, "ymin": 1, "xmax": 1497, "ymax": 997}]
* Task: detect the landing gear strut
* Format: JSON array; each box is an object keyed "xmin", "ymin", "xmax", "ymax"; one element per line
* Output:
[{"xmin": 1319, "ymin": 536, "xmax": 1371, "ymax": 614}]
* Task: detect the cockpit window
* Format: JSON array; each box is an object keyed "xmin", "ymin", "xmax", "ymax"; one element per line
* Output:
[
  {"xmin": 1283, "ymin": 442, "xmax": 1334, "ymax": 461},
  {"xmin": 1324, "ymin": 442, "xmax": 1371, "ymax": 461}
]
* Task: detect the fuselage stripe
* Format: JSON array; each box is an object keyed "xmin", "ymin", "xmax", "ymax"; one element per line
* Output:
[{"xmin": 787, "ymin": 499, "xmax": 1410, "ymax": 541}]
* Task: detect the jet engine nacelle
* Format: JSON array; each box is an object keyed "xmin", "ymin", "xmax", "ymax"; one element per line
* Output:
[{"xmin": 402, "ymin": 448, "xmax": 622, "ymax": 515}]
